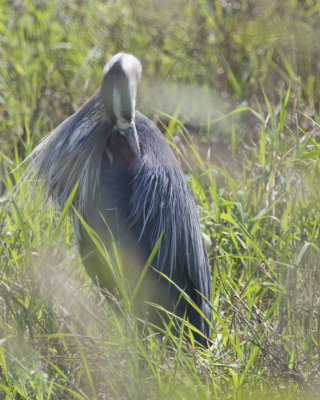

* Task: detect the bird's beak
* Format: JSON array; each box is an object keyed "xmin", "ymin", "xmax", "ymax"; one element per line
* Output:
[{"xmin": 124, "ymin": 122, "xmax": 140, "ymax": 157}]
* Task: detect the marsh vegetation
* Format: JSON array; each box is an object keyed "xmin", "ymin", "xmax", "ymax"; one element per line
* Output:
[{"xmin": 1, "ymin": 0, "xmax": 320, "ymax": 398}]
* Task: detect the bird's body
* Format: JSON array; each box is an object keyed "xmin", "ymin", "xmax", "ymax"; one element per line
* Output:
[{"xmin": 29, "ymin": 53, "xmax": 211, "ymax": 346}]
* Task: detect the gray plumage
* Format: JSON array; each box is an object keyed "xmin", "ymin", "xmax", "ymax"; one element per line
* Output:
[{"xmin": 27, "ymin": 53, "xmax": 212, "ymax": 346}]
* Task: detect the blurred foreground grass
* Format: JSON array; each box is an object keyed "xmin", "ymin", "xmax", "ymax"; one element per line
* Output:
[{"xmin": 1, "ymin": 0, "xmax": 320, "ymax": 398}]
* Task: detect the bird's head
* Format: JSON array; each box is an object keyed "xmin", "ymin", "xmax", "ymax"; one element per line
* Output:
[{"xmin": 101, "ymin": 53, "xmax": 142, "ymax": 157}]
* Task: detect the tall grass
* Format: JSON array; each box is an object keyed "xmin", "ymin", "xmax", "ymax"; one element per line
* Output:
[{"xmin": 1, "ymin": 0, "xmax": 320, "ymax": 398}]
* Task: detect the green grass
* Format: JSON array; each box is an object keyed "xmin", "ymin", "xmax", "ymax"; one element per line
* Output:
[{"xmin": 1, "ymin": 0, "xmax": 320, "ymax": 398}]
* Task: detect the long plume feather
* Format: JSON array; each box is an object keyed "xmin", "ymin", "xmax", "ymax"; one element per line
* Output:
[{"xmin": 24, "ymin": 91, "xmax": 111, "ymax": 211}]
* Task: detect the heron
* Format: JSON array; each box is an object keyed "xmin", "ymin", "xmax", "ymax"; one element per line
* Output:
[{"xmin": 28, "ymin": 53, "xmax": 212, "ymax": 346}]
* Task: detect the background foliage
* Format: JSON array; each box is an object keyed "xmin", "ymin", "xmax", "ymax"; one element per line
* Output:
[{"xmin": 1, "ymin": 0, "xmax": 320, "ymax": 398}]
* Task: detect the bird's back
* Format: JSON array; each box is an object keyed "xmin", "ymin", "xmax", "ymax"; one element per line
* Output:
[{"xmin": 75, "ymin": 111, "xmax": 211, "ymax": 345}]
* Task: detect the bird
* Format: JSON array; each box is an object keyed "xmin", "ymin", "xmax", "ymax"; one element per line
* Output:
[{"xmin": 28, "ymin": 53, "xmax": 212, "ymax": 346}]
